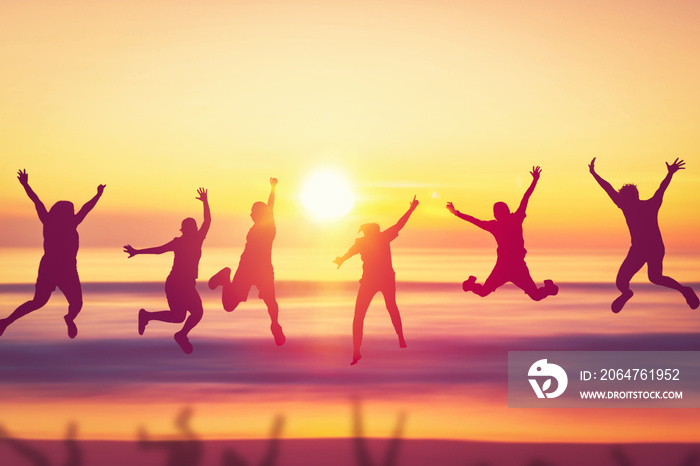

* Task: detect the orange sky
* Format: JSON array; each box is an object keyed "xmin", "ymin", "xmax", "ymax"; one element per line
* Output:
[{"xmin": 1, "ymin": 0, "xmax": 699, "ymax": 251}]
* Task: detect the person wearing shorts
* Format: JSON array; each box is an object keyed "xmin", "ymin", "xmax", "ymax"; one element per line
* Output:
[
  {"xmin": 446, "ymin": 166, "xmax": 558, "ymax": 301},
  {"xmin": 0, "ymin": 170, "xmax": 105, "ymax": 339},
  {"xmin": 589, "ymin": 157, "xmax": 698, "ymax": 312},
  {"xmin": 123, "ymin": 188, "xmax": 210, "ymax": 354},
  {"xmin": 209, "ymin": 178, "xmax": 285, "ymax": 346}
]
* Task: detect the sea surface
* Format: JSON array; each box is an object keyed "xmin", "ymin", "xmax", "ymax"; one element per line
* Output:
[{"xmin": 1, "ymin": 247, "xmax": 699, "ymax": 464}]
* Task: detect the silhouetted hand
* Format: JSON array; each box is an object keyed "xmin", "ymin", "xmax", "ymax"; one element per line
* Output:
[
  {"xmin": 589, "ymin": 157, "xmax": 597, "ymax": 174},
  {"xmin": 446, "ymin": 202, "xmax": 457, "ymax": 214},
  {"xmin": 409, "ymin": 195, "xmax": 419, "ymax": 209},
  {"xmin": 530, "ymin": 166, "xmax": 542, "ymax": 180},
  {"xmin": 17, "ymin": 169, "xmax": 28, "ymax": 185},
  {"xmin": 123, "ymin": 244, "xmax": 137, "ymax": 258},
  {"xmin": 97, "ymin": 184, "xmax": 106, "ymax": 195},
  {"xmin": 270, "ymin": 177, "xmax": 278, "ymax": 186},
  {"xmin": 333, "ymin": 257, "xmax": 344, "ymax": 269},
  {"xmin": 196, "ymin": 187, "xmax": 208, "ymax": 202},
  {"xmin": 666, "ymin": 158, "xmax": 685, "ymax": 174}
]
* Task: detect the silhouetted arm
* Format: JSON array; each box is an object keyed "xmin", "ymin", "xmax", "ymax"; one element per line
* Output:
[
  {"xmin": 17, "ymin": 169, "xmax": 48, "ymax": 222},
  {"xmin": 123, "ymin": 241, "xmax": 174, "ymax": 258},
  {"xmin": 446, "ymin": 202, "xmax": 488, "ymax": 230},
  {"xmin": 651, "ymin": 158, "xmax": 685, "ymax": 203},
  {"xmin": 268, "ymin": 178, "xmax": 277, "ymax": 210},
  {"xmin": 75, "ymin": 184, "xmax": 106, "ymax": 224},
  {"xmin": 516, "ymin": 166, "xmax": 540, "ymax": 215},
  {"xmin": 334, "ymin": 243, "xmax": 359, "ymax": 269},
  {"xmin": 386, "ymin": 196, "xmax": 419, "ymax": 236},
  {"xmin": 196, "ymin": 188, "xmax": 211, "ymax": 236},
  {"xmin": 589, "ymin": 157, "xmax": 621, "ymax": 206}
]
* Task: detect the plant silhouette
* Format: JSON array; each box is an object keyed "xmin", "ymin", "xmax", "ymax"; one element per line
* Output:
[
  {"xmin": 352, "ymin": 400, "xmax": 405, "ymax": 466},
  {"xmin": 138, "ymin": 406, "xmax": 202, "ymax": 466},
  {"xmin": 0, "ymin": 421, "xmax": 82, "ymax": 466},
  {"xmin": 221, "ymin": 415, "xmax": 284, "ymax": 466}
]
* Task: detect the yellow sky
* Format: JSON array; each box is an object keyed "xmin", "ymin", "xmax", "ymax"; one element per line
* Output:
[{"xmin": 1, "ymin": 0, "xmax": 699, "ymax": 250}]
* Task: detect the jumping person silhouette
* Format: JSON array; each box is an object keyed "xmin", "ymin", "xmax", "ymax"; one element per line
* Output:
[
  {"xmin": 123, "ymin": 188, "xmax": 210, "ymax": 354},
  {"xmin": 589, "ymin": 157, "xmax": 699, "ymax": 312},
  {"xmin": 334, "ymin": 196, "xmax": 419, "ymax": 365},
  {"xmin": 0, "ymin": 170, "xmax": 105, "ymax": 339},
  {"xmin": 446, "ymin": 166, "xmax": 558, "ymax": 301},
  {"xmin": 208, "ymin": 178, "xmax": 285, "ymax": 346}
]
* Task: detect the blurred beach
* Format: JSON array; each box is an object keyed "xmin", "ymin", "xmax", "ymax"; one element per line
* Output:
[{"xmin": 1, "ymin": 247, "xmax": 699, "ymax": 462}]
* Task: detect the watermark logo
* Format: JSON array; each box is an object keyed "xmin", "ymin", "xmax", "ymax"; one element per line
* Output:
[{"xmin": 528, "ymin": 359, "xmax": 568, "ymax": 399}]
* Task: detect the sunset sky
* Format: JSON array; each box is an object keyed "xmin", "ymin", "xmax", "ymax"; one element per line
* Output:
[
  {"xmin": 1, "ymin": 0, "xmax": 700, "ymax": 453},
  {"xmin": 1, "ymin": 0, "xmax": 699, "ymax": 252}
]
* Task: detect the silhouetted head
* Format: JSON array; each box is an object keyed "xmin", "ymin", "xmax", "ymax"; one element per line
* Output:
[
  {"xmin": 250, "ymin": 201, "xmax": 272, "ymax": 224},
  {"xmin": 48, "ymin": 201, "xmax": 75, "ymax": 221},
  {"xmin": 358, "ymin": 223, "xmax": 380, "ymax": 238},
  {"xmin": 180, "ymin": 217, "xmax": 198, "ymax": 236},
  {"xmin": 618, "ymin": 184, "xmax": 639, "ymax": 202},
  {"xmin": 493, "ymin": 201, "xmax": 510, "ymax": 221}
]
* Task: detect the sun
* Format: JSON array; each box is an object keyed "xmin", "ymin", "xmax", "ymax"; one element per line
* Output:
[{"xmin": 300, "ymin": 169, "xmax": 355, "ymax": 221}]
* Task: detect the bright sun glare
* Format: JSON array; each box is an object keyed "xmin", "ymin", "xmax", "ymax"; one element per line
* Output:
[{"xmin": 300, "ymin": 169, "xmax": 355, "ymax": 221}]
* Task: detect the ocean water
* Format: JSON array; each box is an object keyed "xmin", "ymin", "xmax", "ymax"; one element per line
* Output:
[{"xmin": 0, "ymin": 247, "xmax": 699, "ymax": 464}]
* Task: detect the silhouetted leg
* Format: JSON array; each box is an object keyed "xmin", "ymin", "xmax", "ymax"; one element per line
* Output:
[
  {"xmin": 515, "ymin": 275, "xmax": 546, "ymax": 301},
  {"xmin": 462, "ymin": 274, "xmax": 498, "ymax": 296},
  {"xmin": 469, "ymin": 262, "xmax": 508, "ymax": 297},
  {"xmin": 58, "ymin": 271, "xmax": 82, "ymax": 339},
  {"xmin": 143, "ymin": 307, "xmax": 187, "ymax": 324},
  {"xmin": 613, "ymin": 249, "xmax": 645, "ymax": 313},
  {"xmin": 264, "ymin": 296, "xmax": 285, "ymax": 346},
  {"xmin": 173, "ymin": 287, "xmax": 201, "ymax": 354},
  {"xmin": 352, "ymin": 285, "xmax": 377, "ymax": 365},
  {"xmin": 259, "ymin": 275, "xmax": 285, "ymax": 346},
  {"xmin": 143, "ymin": 277, "xmax": 188, "ymax": 324},
  {"xmin": 647, "ymin": 256, "xmax": 699, "ymax": 309},
  {"xmin": 381, "ymin": 285, "xmax": 406, "ymax": 348},
  {"xmin": 510, "ymin": 262, "xmax": 558, "ymax": 301},
  {"xmin": 176, "ymin": 290, "xmax": 204, "ymax": 339},
  {"xmin": 208, "ymin": 267, "xmax": 230, "ymax": 290},
  {"xmin": 0, "ymin": 282, "xmax": 53, "ymax": 337},
  {"xmin": 211, "ymin": 267, "xmax": 246, "ymax": 311},
  {"xmin": 210, "ymin": 267, "xmax": 241, "ymax": 311},
  {"xmin": 140, "ymin": 308, "xmax": 190, "ymax": 353},
  {"xmin": 223, "ymin": 268, "xmax": 250, "ymax": 312},
  {"xmin": 222, "ymin": 284, "xmax": 244, "ymax": 312}
]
